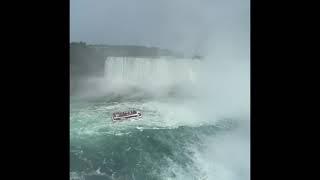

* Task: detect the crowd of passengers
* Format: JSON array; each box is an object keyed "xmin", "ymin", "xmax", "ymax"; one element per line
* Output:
[{"xmin": 114, "ymin": 110, "xmax": 137, "ymax": 116}]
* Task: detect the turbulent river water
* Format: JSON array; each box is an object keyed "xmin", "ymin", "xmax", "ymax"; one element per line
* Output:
[{"xmin": 70, "ymin": 57, "xmax": 250, "ymax": 180}]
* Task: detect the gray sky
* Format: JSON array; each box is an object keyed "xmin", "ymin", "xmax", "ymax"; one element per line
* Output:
[{"xmin": 70, "ymin": 0, "xmax": 249, "ymax": 55}]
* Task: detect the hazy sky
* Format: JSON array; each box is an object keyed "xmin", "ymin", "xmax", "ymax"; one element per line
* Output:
[{"xmin": 70, "ymin": 0, "xmax": 249, "ymax": 55}]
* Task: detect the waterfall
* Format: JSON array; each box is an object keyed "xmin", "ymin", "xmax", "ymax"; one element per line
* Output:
[{"xmin": 104, "ymin": 57, "xmax": 201, "ymax": 88}]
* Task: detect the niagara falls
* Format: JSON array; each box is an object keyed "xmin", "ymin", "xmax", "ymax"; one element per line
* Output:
[{"xmin": 70, "ymin": 0, "xmax": 250, "ymax": 179}]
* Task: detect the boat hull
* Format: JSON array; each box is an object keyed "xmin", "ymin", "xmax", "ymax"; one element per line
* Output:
[{"xmin": 112, "ymin": 112, "xmax": 142, "ymax": 122}]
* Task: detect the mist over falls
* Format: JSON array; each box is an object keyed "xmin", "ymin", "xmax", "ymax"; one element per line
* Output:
[{"xmin": 70, "ymin": 43, "xmax": 202, "ymax": 98}]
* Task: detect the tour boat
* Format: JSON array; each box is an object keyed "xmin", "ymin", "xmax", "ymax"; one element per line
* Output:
[{"xmin": 112, "ymin": 110, "xmax": 142, "ymax": 122}]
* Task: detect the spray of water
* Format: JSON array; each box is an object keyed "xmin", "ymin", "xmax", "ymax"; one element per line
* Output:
[{"xmin": 76, "ymin": 56, "xmax": 202, "ymax": 99}]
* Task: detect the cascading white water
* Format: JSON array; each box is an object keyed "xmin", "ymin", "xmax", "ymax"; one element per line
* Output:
[{"xmin": 104, "ymin": 57, "xmax": 201, "ymax": 89}]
